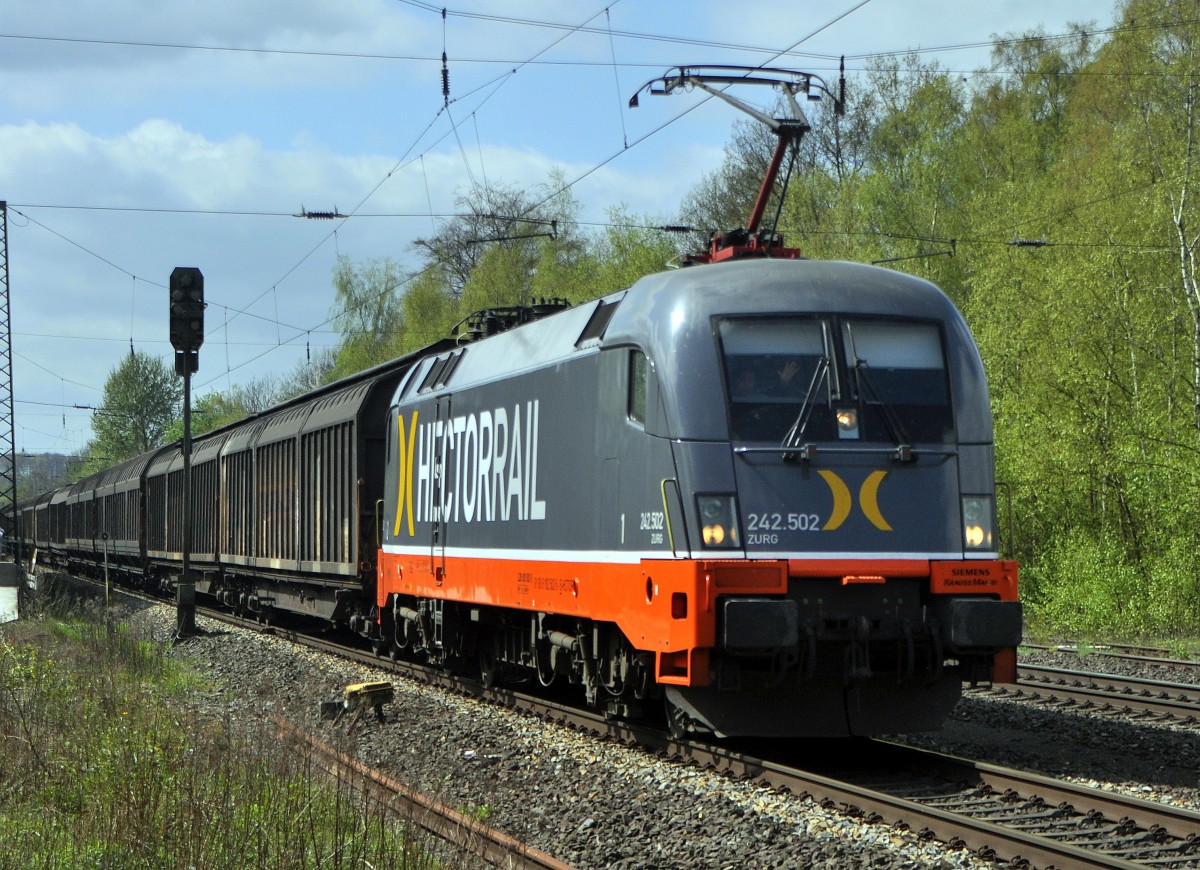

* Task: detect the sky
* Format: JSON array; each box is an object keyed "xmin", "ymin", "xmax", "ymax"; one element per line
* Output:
[{"xmin": 2, "ymin": 0, "xmax": 1115, "ymax": 457}]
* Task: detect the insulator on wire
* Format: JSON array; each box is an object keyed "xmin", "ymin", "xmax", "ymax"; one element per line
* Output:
[{"xmin": 441, "ymin": 52, "xmax": 450, "ymax": 105}]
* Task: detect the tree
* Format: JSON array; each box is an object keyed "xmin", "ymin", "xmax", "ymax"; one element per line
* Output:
[
  {"xmin": 413, "ymin": 182, "xmax": 556, "ymax": 301},
  {"xmin": 87, "ymin": 350, "xmax": 182, "ymax": 466},
  {"xmin": 276, "ymin": 349, "xmax": 337, "ymax": 401},
  {"xmin": 14, "ymin": 452, "xmax": 72, "ymax": 500},
  {"xmin": 589, "ymin": 207, "xmax": 681, "ymax": 292},
  {"xmin": 329, "ymin": 255, "xmax": 408, "ymax": 380},
  {"xmin": 679, "ymin": 118, "xmax": 777, "ymax": 251},
  {"xmin": 412, "ymin": 173, "xmax": 589, "ymax": 305},
  {"xmin": 397, "ymin": 268, "xmax": 457, "ymax": 355}
]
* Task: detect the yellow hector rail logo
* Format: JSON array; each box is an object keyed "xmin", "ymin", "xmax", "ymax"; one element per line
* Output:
[
  {"xmin": 393, "ymin": 401, "xmax": 547, "ymax": 538},
  {"xmin": 817, "ymin": 469, "xmax": 892, "ymax": 531},
  {"xmin": 394, "ymin": 411, "xmax": 418, "ymax": 538}
]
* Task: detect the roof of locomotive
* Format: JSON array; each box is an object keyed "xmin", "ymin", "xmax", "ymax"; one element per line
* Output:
[{"xmin": 607, "ymin": 258, "xmax": 964, "ymax": 334}]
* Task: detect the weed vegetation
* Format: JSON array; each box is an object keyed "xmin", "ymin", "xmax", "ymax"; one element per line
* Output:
[
  {"xmin": 1023, "ymin": 532, "xmax": 1200, "ymax": 648},
  {"xmin": 0, "ymin": 598, "xmax": 437, "ymax": 869}
]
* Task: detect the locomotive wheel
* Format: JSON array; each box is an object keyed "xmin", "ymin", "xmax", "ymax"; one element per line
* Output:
[{"xmin": 665, "ymin": 699, "xmax": 690, "ymax": 741}]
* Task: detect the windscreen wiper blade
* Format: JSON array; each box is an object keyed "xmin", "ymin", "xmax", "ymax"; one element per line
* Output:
[
  {"xmin": 781, "ymin": 356, "xmax": 829, "ymax": 462},
  {"xmin": 854, "ymin": 359, "xmax": 914, "ymax": 461}
]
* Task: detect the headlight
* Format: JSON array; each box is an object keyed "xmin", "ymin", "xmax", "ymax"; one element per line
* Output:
[
  {"xmin": 697, "ymin": 495, "xmax": 740, "ymax": 549},
  {"xmin": 962, "ymin": 496, "xmax": 994, "ymax": 550},
  {"xmin": 836, "ymin": 408, "xmax": 859, "ymax": 439}
]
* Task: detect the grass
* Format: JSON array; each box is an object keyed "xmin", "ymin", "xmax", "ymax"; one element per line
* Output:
[{"xmin": 0, "ymin": 598, "xmax": 442, "ymax": 870}]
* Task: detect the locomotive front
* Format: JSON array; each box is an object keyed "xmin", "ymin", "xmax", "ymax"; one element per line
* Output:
[{"xmin": 606, "ymin": 258, "xmax": 1021, "ymax": 737}]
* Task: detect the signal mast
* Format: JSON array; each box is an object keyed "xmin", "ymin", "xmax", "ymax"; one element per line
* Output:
[{"xmin": 629, "ymin": 63, "xmax": 845, "ymax": 264}]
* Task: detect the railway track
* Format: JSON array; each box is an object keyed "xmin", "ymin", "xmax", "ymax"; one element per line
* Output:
[
  {"xmin": 202, "ymin": 604, "xmax": 1200, "ymax": 869},
  {"xmin": 807, "ymin": 743, "xmax": 1200, "ymax": 869},
  {"xmin": 971, "ymin": 664, "xmax": 1200, "ymax": 725},
  {"xmin": 365, "ymin": 651, "xmax": 1200, "ymax": 868},
  {"xmin": 1017, "ymin": 667, "xmax": 1195, "ymax": 720},
  {"xmin": 273, "ymin": 716, "xmax": 574, "ymax": 870},
  {"xmin": 1023, "ymin": 642, "xmax": 1200, "ymax": 674},
  {"xmin": 32, "ymin": 575, "xmax": 571, "ymax": 870},
  {"xmin": 48, "ymin": 577, "xmax": 1200, "ymax": 868}
]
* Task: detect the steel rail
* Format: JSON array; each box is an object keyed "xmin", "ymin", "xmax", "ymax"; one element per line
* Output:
[
  {"xmin": 1020, "ymin": 664, "xmax": 1200, "ymax": 707},
  {"xmin": 272, "ymin": 715, "xmax": 575, "ymax": 870},
  {"xmin": 973, "ymin": 665, "xmax": 1200, "ymax": 722},
  {"xmin": 1023, "ymin": 643, "xmax": 1200, "ymax": 673},
  {"xmin": 265, "ymin": 618, "xmax": 1200, "ymax": 869}
]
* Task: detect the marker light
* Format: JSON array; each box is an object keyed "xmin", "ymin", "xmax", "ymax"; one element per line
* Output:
[
  {"xmin": 962, "ymin": 496, "xmax": 994, "ymax": 550},
  {"xmin": 697, "ymin": 495, "xmax": 740, "ymax": 549},
  {"xmin": 836, "ymin": 408, "xmax": 859, "ymax": 439}
]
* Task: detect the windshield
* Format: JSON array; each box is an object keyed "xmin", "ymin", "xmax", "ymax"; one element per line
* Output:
[
  {"xmin": 720, "ymin": 316, "xmax": 954, "ymax": 444},
  {"xmin": 720, "ymin": 318, "xmax": 833, "ymax": 442}
]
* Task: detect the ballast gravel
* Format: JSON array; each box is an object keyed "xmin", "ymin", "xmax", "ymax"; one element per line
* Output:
[{"xmin": 116, "ymin": 603, "xmax": 1198, "ymax": 870}]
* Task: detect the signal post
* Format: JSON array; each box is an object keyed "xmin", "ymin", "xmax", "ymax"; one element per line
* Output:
[{"xmin": 169, "ymin": 266, "xmax": 203, "ymax": 639}]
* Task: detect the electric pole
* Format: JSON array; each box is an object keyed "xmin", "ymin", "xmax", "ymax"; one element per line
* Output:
[{"xmin": 0, "ymin": 203, "xmax": 18, "ymax": 568}]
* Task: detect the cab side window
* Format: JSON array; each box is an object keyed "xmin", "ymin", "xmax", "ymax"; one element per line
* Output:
[{"xmin": 628, "ymin": 350, "xmax": 647, "ymax": 426}]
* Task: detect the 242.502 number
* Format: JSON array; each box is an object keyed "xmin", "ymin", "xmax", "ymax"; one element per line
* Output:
[{"xmin": 746, "ymin": 512, "xmax": 820, "ymax": 532}]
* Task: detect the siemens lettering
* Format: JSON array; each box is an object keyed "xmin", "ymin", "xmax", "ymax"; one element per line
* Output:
[{"xmin": 394, "ymin": 400, "xmax": 546, "ymax": 536}]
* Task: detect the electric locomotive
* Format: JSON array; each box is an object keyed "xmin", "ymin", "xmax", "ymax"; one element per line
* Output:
[{"xmin": 375, "ymin": 256, "xmax": 1021, "ymax": 738}]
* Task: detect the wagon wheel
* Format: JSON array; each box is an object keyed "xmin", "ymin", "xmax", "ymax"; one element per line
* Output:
[{"xmin": 479, "ymin": 645, "xmax": 499, "ymax": 688}]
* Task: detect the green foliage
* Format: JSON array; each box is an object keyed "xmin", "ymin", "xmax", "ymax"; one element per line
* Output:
[
  {"xmin": 335, "ymin": 174, "xmax": 681, "ymax": 370},
  {"xmin": 1026, "ymin": 532, "xmax": 1200, "ymax": 638},
  {"xmin": 159, "ymin": 372, "xmax": 292, "ymax": 442},
  {"xmin": 459, "ymin": 241, "xmax": 538, "ymax": 314},
  {"xmin": 85, "ymin": 350, "xmax": 182, "ymax": 470},
  {"xmin": 162, "ymin": 390, "xmax": 249, "ymax": 443},
  {"xmin": 590, "ymin": 207, "xmax": 681, "ymax": 291},
  {"xmin": 397, "ymin": 266, "xmax": 459, "ymax": 355},
  {"xmin": 458, "ymin": 803, "xmax": 492, "ymax": 822},
  {"xmin": 329, "ymin": 254, "xmax": 408, "ymax": 380}
]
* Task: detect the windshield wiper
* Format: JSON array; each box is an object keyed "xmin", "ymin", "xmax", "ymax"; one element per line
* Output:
[
  {"xmin": 854, "ymin": 359, "xmax": 914, "ymax": 461},
  {"xmin": 781, "ymin": 356, "xmax": 830, "ymax": 462}
]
